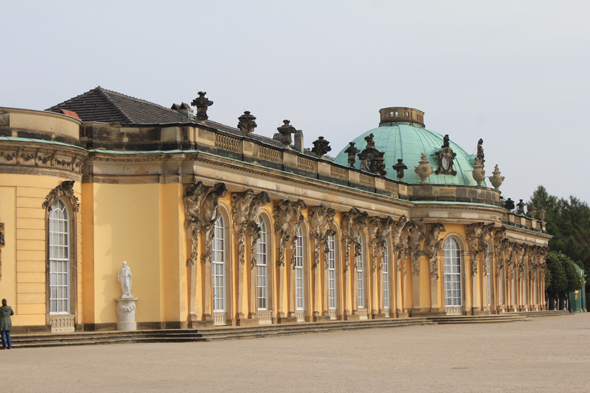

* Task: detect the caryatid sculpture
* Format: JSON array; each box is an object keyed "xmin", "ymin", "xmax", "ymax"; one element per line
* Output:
[
  {"xmin": 231, "ymin": 189, "xmax": 257, "ymax": 267},
  {"xmin": 273, "ymin": 199, "xmax": 307, "ymax": 267},
  {"xmin": 392, "ymin": 215, "xmax": 409, "ymax": 273},
  {"xmin": 493, "ymin": 228, "xmax": 507, "ymax": 278},
  {"xmin": 340, "ymin": 208, "xmax": 368, "ymax": 272},
  {"xmin": 465, "ymin": 222, "xmax": 494, "ymax": 276},
  {"xmin": 118, "ymin": 261, "xmax": 133, "ymax": 298},
  {"xmin": 423, "ymin": 223, "xmax": 446, "ymax": 279},
  {"xmin": 246, "ymin": 191, "xmax": 271, "ymax": 269},
  {"xmin": 309, "ymin": 205, "xmax": 336, "ymax": 269},
  {"xmin": 201, "ymin": 183, "xmax": 228, "ymax": 264},
  {"xmin": 368, "ymin": 216, "xmax": 394, "ymax": 272},
  {"xmin": 288, "ymin": 200, "xmax": 308, "ymax": 264},
  {"xmin": 184, "ymin": 181, "xmax": 207, "ymax": 266},
  {"xmin": 406, "ymin": 221, "xmax": 425, "ymax": 276}
]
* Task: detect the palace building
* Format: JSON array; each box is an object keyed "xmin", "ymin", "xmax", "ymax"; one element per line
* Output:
[{"xmin": 0, "ymin": 87, "xmax": 551, "ymax": 332}]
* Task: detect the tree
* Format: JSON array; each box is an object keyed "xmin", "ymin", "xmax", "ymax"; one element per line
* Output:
[{"xmin": 529, "ymin": 186, "xmax": 590, "ymax": 304}]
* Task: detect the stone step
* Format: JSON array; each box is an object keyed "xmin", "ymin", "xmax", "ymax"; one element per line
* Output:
[{"xmin": 10, "ymin": 313, "xmax": 540, "ymax": 349}]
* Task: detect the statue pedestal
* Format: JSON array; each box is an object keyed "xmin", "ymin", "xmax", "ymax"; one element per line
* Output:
[{"xmin": 115, "ymin": 297, "xmax": 138, "ymax": 331}]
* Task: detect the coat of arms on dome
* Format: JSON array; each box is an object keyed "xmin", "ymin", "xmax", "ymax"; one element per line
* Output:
[
  {"xmin": 357, "ymin": 133, "xmax": 386, "ymax": 176},
  {"xmin": 434, "ymin": 134, "xmax": 457, "ymax": 176}
]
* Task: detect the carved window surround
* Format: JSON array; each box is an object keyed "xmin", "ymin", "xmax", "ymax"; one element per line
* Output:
[{"xmin": 43, "ymin": 181, "xmax": 80, "ymax": 331}]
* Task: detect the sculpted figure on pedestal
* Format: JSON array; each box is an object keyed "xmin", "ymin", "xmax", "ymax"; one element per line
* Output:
[
  {"xmin": 118, "ymin": 261, "xmax": 133, "ymax": 298},
  {"xmin": 423, "ymin": 223, "xmax": 446, "ymax": 279}
]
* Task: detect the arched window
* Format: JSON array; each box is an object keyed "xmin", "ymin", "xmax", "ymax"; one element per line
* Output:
[
  {"xmin": 294, "ymin": 226, "xmax": 304, "ymax": 311},
  {"xmin": 212, "ymin": 215, "xmax": 225, "ymax": 312},
  {"xmin": 257, "ymin": 217, "xmax": 268, "ymax": 310},
  {"xmin": 357, "ymin": 235, "xmax": 364, "ymax": 309},
  {"xmin": 49, "ymin": 199, "xmax": 70, "ymax": 314},
  {"xmin": 328, "ymin": 235, "xmax": 336, "ymax": 310},
  {"xmin": 383, "ymin": 243, "xmax": 389, "ymax": 309},
  {"xmin": 444, "ymin": 238, "xmax": 462, "ymax": 307}
]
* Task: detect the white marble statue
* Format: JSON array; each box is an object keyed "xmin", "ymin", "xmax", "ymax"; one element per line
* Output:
[{"xmin": 118, "ymin": 261, "xmax": 133, "ymax": 298}]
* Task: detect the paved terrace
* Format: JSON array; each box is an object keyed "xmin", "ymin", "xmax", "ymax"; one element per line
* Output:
[{"xmin": 1, "ymin": 313, "xmax": 587, "ymax": 392}]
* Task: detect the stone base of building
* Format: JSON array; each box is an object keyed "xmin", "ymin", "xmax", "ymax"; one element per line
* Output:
[
  {"xmin": 397, "ymin": 310, "xmax": 410, "ymax": 318},
  {"xmin": 189, "ymin": 314, "xmax": 215, "ymax": 329},
  {"xmin": 237, "ymin": 318, "xmax": 259, "ymax": 326},
  {"xmin": 314, "ymin": 314, "xmax": 331, "ymax": 322},
  {"xmin": 410, "ymin": 308, "xmax": 445, "ymax": 317},
  {"xmin": 277, "ymin": 316, "xmax": 297, "ymax": 324},
  {"xmin": 371, "ymin": 313, "xmax": 386, "ymax": 319},
  {"xmin": 344, "ymin": 312, "xmax": 360, "ymax": 321}
]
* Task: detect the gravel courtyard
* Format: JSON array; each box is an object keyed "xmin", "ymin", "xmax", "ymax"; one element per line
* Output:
[{"xmin": 1, "ymin": 314, "xmax": 588, "ymax": 392}]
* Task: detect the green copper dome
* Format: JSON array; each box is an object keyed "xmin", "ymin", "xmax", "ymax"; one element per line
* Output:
[{"xmin": 334, "ymin": 107, "xmax": 482, "ymax": 186}]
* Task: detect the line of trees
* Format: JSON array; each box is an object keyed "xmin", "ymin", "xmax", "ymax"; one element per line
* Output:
[
  {"xmin": 544, "ymin": 252, "xmax": 583, "ymax": 310},
  {"xmin": 528, "ymin": 186, "xmax": 589, "ymax": 309}
]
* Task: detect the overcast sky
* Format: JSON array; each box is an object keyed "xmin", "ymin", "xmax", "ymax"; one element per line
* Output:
[{"xmin": 2, "ymin": 1, "xmax": 589, "ymax": 204}]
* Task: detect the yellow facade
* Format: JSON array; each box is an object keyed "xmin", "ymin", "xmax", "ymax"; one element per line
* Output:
[{"xmin": 0, "ymin": 102, "xmax": 552, "ymax": 332}]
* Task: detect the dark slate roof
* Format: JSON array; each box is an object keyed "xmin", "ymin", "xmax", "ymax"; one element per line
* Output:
[
  {"xmin": 47, "ymin": 87, "xmax": 291, "ymax": 150},
  {"xmin": 46, "ymin": 87, "xmax": 190, "ymax": 124}
]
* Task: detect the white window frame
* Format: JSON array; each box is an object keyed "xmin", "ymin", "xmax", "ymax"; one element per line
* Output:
[
  {"xmin": 257, "ymin": 217, "xmax": 268, "ymax": 310},
  {"xmin": 383, "ymin": 243, "xmax": 389, "ymax": 309},
  {"xmin": 357, "ymin": 235, "xmax": 364, "ymax": 309},
  {"xmin": 212, "ymin": 216, "xmax": 226, "ymax": 312},
  {"xmin": 328, "ymin": 235, "xmax": 336, "ymax": 310},
  {"xmin": 49, "ymin": 199, "xmax": 70, "ymax": 315},
  {"xmin": 444, "ymin": 237, "xmax": 462, "ymax": 307},
  {"xmin": 295, "ymin": 226, "xmax": 304, "ymax": 310},
  {"xmin": 487, "ymin": 250, "xmax": 491, "ymax": 307}
]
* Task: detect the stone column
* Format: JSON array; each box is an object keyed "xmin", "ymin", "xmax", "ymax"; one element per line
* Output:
[
  {"xmin": 313, "ymin": 238, "xmax": 321, "ymax": 321},
  {"xmin": 430, "ymin": 256, "xmax": 441, "ymax": 315},
  {"xmin": 397, "ymin": 256, "xmax": 407, "ymax": 317},
  {"xmin": 277, "ymin": 258, "xmax": 286, "ymax": 321}
]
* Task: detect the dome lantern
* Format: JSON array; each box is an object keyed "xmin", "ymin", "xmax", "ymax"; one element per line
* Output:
[{"xmin": 379, "ymin": 107, "xmax": 425, "ymax": 128}]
